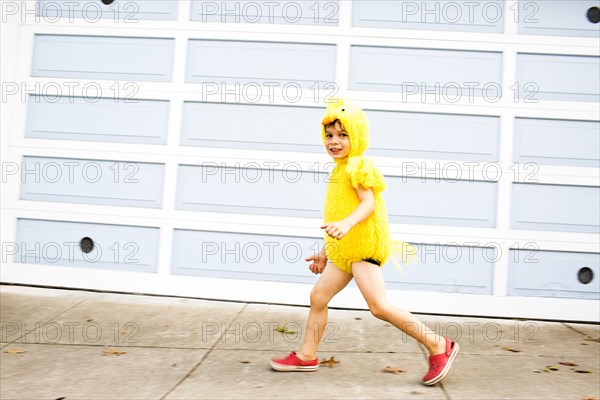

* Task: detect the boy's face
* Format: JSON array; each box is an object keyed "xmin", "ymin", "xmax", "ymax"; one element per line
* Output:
[{"xmin": 324, "ymin": 120, "xmax": 350, "ymax": 159}]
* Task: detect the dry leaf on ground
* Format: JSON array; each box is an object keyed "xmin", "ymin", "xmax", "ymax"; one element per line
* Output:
[
  {"xmin": 102, "ymin": 348, "xmax": 126, "ymax": 356},
  {"xmin": 274, "ymin": 326, "xmax": 297, "ymax": 335},
  {"xmin": 502, "ymin": 347, "xmax": 522, "ymax": 353},
  {"xmin": 320, "ymin": 356, "xmax": 340, "ymax": 368},
  {"xmin": 382, "ymin": 366, "xmax": 405, "ymax": 374},
  {"xmin": 3, "ymin": 349, "xmax": 26, "ymax": 354},
  {"xmin": 542, "ymin": 365, "xmax": 560, "ymax": 373},
  {"xmin": 559, "ymin": 361, "xmax": 578, "ymax": 366}
]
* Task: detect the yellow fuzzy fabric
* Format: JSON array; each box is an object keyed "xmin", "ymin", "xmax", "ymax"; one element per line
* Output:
[{"xmin": 321, "ymin": 98, "xmax": 415, "ymax": 274}]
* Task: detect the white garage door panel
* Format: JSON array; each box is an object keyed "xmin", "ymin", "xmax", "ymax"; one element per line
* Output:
[
  {"xmin": 382, "ymin": 243, "xmax": 495, "ymax": 294},
  {"xmin": 366, "ymin": 110, "xmax": 500, "ymax": 161},
  {"xmin": 509, "ymin": 250, "xmax": 600, "ymax": 299},
  {"xmin": 176, "ymin": 164, "xmax": 327, "ymax": 218},
  {"xmin": 514, "ymin": 118, "xmax": 600, "ymax": 168},
  {"xmin": 37, "ymin": 0, "xmax": 179, "ymax": 21},
  {"xmin": 32, "ymin": 34, "xmax": 175, "ymax": 82},
  {"xmin": 518, "ymin": 0, "xmax": 600, "ymax": 37},
  {"xmin": 186, "ymin": 40, "xmax": 336, "ymax": 87},
  {"xmin": 385, "ymin": 177, "xmax": 497, "ymax": 228},
  {"xmin": 26, "ymin": 95, "xmax": 169, "ymax": 145},
  {"xmin": 516, "ymin": 53, "xmax": 600, "ymax": 103},
  {"xmin": 350, "ymin": 46, "xmax": 503, "ymax": 96},
  {"xmin": 181, "ymin": 102, "xmax": 324, "ymax": 152},
  {"xmin": 15, "ymin": 219, "xmax": 159, "ymax": 273},
  {"xmin": 353, "ymin": 0, "xmax": 504, "ymax": 33},
  {"xmin": 191, "ymin": 0, "xmax": 339, "ymax": 25},
  {"xmin": 20, "ymin": 156, "xmax": 165, "ymax": 208},
  {"xmin": 511, "ymin": 184, "xmax": 600, "ymax": 233},
  {"xmin": 172, "ymin": 229, "xmax": 321, "ymax": 283}
]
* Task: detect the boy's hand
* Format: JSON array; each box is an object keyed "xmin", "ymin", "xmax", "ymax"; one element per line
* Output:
[
  {"xmin": 306, "ymin": 252, "xmax": 327, "ymax": 274},
  {"xmin": 321, "ymin": 220, "xmax": 352, "ymax": 240}
]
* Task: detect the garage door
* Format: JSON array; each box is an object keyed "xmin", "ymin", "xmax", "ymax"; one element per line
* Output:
[{"xmin": 1, "ymin": 0, "xmax": 598, "ymax": 321}]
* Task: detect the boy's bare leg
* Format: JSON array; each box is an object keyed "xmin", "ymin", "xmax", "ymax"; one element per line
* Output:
[
  {"xmin": 298, "ymin": 263, "xmax": 352, "ymax": 360},
  {"xmin": 351, "ymin": 261, "xmax": 445, "ymax": 355}
]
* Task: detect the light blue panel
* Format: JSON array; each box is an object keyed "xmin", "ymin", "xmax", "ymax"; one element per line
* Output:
[
  {"xmin": 512, "ymin": 184, "xmax": 600, "ymax": 233},
  {"xmin": 350, "ymin": 46, "xmax": 502, "ymax": 97},
  {"xmin": 15, "ymin": 218, "xmax": 159, "ymax": 273},
  {"xmin": 37, "ymin": 0, "xmax": 178, "ymax": 20},
  {"xmin": 186, "ymin": 40, "xmax": 336, "ymax": 88},
  {"xmin": 514, "ymin": 118, "xmax": 600, "ymax": 168},
  {"xmin": 177, "ymin": 164, "xmax": 326, "ymax": 217},
  {"xmin": 191, "ymin": 0, "xmax": 339, "ymax": 25},
  {"xmin": 32, "ymin": 34, "xmax": 174, "ymax": 81},
  {"xmin": 384, "ymin": 177, "xmax": 497, "ymax": 227},
  {"xmin": 26, "ymin": 95, "xmax": 169, "ymax": 144},
  {"xmin": 20, "ymin": 156, "xmax": 164, "ymax": 208},
  {"xmin": 518, "ymin": 0, "xmax": 600, "ymax": 38},
  {"xmin": 382, "ymin": 243, "xmax": 495, "ymax": 294},
  {"xmin": 366, "ymin": 110, "xmax": 499, "ymax": 161},
  {"xmin": 353, "ymin": 0, "xmax": 504, "ymax": 33},
  {"xmin": 172, "ymin": 229, "xmax": 321, "ymax": 283},
  {"xmin": 509, "ymin": 250, "xmax": 600, "ymax": 299},
  {"xmin": 516, "ymin": 53, "xmax": 600, "ymax": 102},
  {"xmin": 181, "ymin": 102, "xmax": 324, "ymax": 151}
]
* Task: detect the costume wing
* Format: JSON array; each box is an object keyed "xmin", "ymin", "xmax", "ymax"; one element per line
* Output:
[{"xmin": 346, "ymin": 156, "xmax": 387, "ymax": 195}]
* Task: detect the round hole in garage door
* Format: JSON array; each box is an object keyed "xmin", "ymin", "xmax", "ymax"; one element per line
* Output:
[
  {"xmin": 80, "ymin": 237, "xmax": 94, "ymax": 254},
  {"xmin": 101, "ymin": 0, "xmax": 115, "ymax": 5},
  {"xmin": 577, "ymin": 267, "xmax": 594, "ymax": 284},
  {"xmin": 587, "ymin": 7, "xmax": 600, "ymax": 23}
]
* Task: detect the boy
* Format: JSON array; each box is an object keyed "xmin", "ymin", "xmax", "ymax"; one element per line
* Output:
[{"xmin": 270, "ymin": 98, "xmax": 459, "ymax": 386}]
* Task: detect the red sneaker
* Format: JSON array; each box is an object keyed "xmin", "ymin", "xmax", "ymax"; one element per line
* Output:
[
  {"xmin": 422, "ymin": 337, "xmax": 459, "ymax": 386},
  {"xmin": 270, "ymin": 352, "xmax": 319, "ymax": 372}
]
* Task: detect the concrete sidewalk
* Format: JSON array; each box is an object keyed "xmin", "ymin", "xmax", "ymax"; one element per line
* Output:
[{"xmin": 0, "ymin": 285, "xmax": 598, "ymax": 400}]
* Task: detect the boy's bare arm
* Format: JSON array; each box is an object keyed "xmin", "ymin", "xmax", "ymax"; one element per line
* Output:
[{"xmin": 322, "ymin": 186, "xmax": 375, "ymax": 240}]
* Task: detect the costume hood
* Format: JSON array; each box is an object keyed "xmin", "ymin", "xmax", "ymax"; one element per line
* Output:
[{"xmin": 321, "ymin": 98, "xmax": 369, "ymax": 160}]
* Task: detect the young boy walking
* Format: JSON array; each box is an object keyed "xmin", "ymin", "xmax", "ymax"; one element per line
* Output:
[{"xmin": 270, "ymin": 98, "xmax": 459, "ymax": 386}]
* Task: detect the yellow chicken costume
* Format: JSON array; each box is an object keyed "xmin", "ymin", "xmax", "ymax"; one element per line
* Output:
[{"xmin": 321, "ymin": 98, "xmax": 414, "ymax": 274}]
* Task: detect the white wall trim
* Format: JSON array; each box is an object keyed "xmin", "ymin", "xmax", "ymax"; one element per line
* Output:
[{"xmin": 1, "ymin": 262, "xmax": 598, "ymax": 322}]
